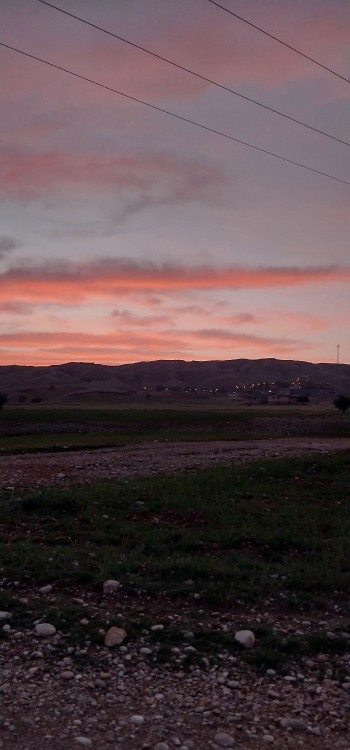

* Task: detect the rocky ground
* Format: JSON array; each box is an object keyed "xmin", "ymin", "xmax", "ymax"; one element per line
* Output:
[
  {"xmin": 1, "ymin": 439, "xmax": 350, "ymax": 749},
  {"xmin": 1, "ymin": 436, "xmax": 350, "ymax": 490},
  {"xmin": 1, "ymin": 587, "xmax": 350, "ymax": 750}
]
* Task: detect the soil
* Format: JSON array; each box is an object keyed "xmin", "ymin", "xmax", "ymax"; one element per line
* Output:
[
  {"xmin": 1, "ymin": 436, "xmax": 350, "ymax": 490},
  {"xmin": 1, "ymin": 437, "xmax": 350, "ymax": 749}
]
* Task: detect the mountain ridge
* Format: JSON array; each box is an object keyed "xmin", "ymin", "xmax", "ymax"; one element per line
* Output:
[{"xmin": 1, "ymin": 358, "xmax": 349, "ymax": 404}]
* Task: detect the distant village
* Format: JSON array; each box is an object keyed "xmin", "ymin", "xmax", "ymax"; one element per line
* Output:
[{"xmin": 143, "ymin": 377, "xmax": 333, "ymax": 404}]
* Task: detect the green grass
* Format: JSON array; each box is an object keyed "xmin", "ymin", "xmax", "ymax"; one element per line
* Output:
[
  {"xmin": 1, "ymin": 453, "xmax": 350, "ymax": 604},
  {"xmin": 1, "ymin": 452, "xmax": 350, "ymax": 672},
  {"xmin": 0, "ymin": 430, "xmax": 254, "ymax": 454},
  {"xmin": 1, "ymin": 404, "xmax": 349, "ymax": 454}
]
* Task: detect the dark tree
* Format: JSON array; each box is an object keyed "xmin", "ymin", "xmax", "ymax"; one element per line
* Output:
[
  {"xmin": 0, "ymin": 393, "xmax": 8, "ymax": 410},
  {"xmin": 334, "ymin": 394, "xmax": 350, "ymax": 415}
]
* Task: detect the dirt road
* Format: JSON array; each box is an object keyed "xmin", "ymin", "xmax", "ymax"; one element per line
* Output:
[{"xmin": 1, "ymin": 437, "xmax": 349, "ymax": 490}]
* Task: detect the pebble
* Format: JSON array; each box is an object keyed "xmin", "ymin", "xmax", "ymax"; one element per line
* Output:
[
  {"xmin": 130, "ymin": 714, "xmax": 144, "ymax": 725},
  {"xmin": 0, "ymin": 612, "xmax": 11, "ymax": 620},
  {"xmin": 39, "ymin": 585, "xmax": 53, "ymax": 595},
  {"xmin": 61, "ymin": 671, "xmax": 74, "ymax": 680},
  {"xmin": 103, "ymin": 579, "xmax": 120, "ymax": 594},
  {"xmin": 75, "ymin": 738, "xmax": 92, "ymax": 746},
  {"xmin": 104, "ymin": 627, "xmax": 127, "ymax": 647},
  {"xmin": 280, "ymin": 718, "xmax": 306, "ymax": 731},
  {"xmin": 35, "ymin": 623, "xmax": 57, "ymax": 637},
  {"xmin": 154, "ymin": 743, "xmax": 170, "ymax": 750},
  {"xmin": 213, "ymin": 731, "xmax": 235, "ymax": 747},
  {"xmin": 234, "ymin": 629, "xmax": 255, "ymax": 649},
  {"xmin": 151, "ymin": 624, "xmax": 164, "ymax": 632}
]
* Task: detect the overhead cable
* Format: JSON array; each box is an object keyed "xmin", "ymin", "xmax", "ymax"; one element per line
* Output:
[
  {"xmin": 1, "ymin": 41, "xmax": 349, "ymax": 186},
  {"xmin": 35, "ymin": 0, "xmax": 350, "ymax": 148},
  {"xmin": 207, "ymin": 0, "xmax": 350, "ymax": 84}
]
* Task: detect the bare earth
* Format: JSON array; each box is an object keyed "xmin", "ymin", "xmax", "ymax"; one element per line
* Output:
[
  {"xmin": 1, "ymin": 438, "xmax": 350, "ymax": 750},
  {"xmin": 1, "ymin": 436, "xmax": 350, "ymax": 489}
]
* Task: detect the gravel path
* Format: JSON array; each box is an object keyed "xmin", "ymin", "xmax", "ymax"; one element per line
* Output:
[{"xmin": 1, "ymin": 437, "xmax": 350, "ymax": 490}]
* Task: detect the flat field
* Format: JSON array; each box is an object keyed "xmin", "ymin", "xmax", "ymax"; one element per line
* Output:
[{"xmin": 1, "ymin": 405, "xmax": 350, "ymax": 749}]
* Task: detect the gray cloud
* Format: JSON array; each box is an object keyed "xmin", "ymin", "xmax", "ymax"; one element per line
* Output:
[{"xmin": 0, "ymin": 236, "xmax": 19, "ymax": 259}]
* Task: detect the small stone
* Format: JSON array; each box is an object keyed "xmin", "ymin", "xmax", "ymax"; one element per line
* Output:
[
  {"xmin": 140, "ymin": 647, "xmax": 153, "ymax": 655},
  {"xmin": 213, "ymin": 731, "xmax": 235, "ymax": 747},
  {"xmin": 75, "ymin": 738, "xmax": 92, "ymax": 747},
  {"xmin": 104, "ymin": 627, "xmax": 127, "ymax": 647},
  {"xmin": 130, "ymin": 714, "xmax": 144, "ymax": 725},
  {"xmin": 103, "ymin": 579, "xmax": 120, "ymax": 594},
  {"xmin": 280, "ymin": 718, "xmax": 306, "ymax": 731},
  {"xmin": 61, "ymin": 671, "xmax": 74, "ymax": 680},
  {"xmin": 154, "ymin": 744, "xmax": 170, "ymax": 750},
  {"xmin": 57, "ymin": 472, "xmax": 65, "ymax": 479},
  {"xmin": 263, "ymin": 736, "xmax": 275, "ymax": 743},
  {"xmin": 234, "ymin": 629, "xmax": 255, "ymax": 649},
  {"xmin": 35, "ymin": 623, "xmax": 56, "ymax": 637},
  {"xmin": 39, "ymin": 585, "xmax": 53, "ymax": 595},
  {"xmin": 0, "ymin": 611, "xmax": 11, "ymax": 620},
  {"xmin": 151, "ymin": 624, "xmax": 164, "ymax": 632},
  {"xmin": 80, "ymin": 618, "xmax": 89, "ymax": 626}
]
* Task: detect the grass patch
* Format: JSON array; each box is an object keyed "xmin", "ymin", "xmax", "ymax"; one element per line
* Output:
[
  {"xmin": 1, "ymin": 405, "xmax": 348, "ymax": 454},
  {"xmin": 1, "ymin": 453, "xmax": 350, "ymax": 608}
]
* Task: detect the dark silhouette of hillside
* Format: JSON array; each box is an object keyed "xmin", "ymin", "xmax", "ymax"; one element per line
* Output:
[{"xmin": 1, "ymin": 358, "xmax": 349, "ymax": 404}]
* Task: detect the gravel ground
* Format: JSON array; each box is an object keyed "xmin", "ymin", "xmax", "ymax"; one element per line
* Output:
[
  {"xmin": 1, "ymin": 438, "xmax": 350, "ymax": 749},
  {"xmin": 1, "ymin": 437, "xmax": 350, "ymax": 490},
  {"xmin": 1, "ymin": 589, "xmax": 350, "ymax": 750}
]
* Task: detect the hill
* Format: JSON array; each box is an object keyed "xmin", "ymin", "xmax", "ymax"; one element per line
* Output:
[{"xmin": 1, "ymin": 358, "xmax": 350, "ymax": 405}]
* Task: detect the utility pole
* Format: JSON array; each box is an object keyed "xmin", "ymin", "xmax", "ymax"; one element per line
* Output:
[{"xmin": 337, "ymin": 344, "xmax": 340, "ymax": 364}]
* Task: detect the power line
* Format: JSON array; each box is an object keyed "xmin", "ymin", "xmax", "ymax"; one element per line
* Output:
[
  {"xmin": 35, "ymin": 0, "xmax": 350, "ymax": 148},
  {"xmin": 207, "ymin": 0, "xmax": 350, "ymax": 84},
  {"xmin": 1, "ymin": 41, "xmax": 349, "ymax": 186}
]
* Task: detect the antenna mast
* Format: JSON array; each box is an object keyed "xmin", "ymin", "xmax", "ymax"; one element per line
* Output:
[{"xmin": 337, "ymin": 344, "xmax": 340, "ymax": 364}]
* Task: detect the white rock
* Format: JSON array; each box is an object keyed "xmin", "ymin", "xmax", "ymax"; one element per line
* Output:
[
  {"xmin": 103, "ymin": 579, "xmax": 120, "ymax": 594},
  {"xmin": 75, "ymin": 738, "xmax": 92, "ymax": 746},
  {"xmin": 104, "ymin": 627, "xmax": 127, "ymax": 647},
  {"xmin": 213, "ymin": 731, "xmax": 235, "ymax": 747},
  {"xmin": 39, "ymin": 585, "xmax": 53, "ymax": 595},
  {"xmin": 151, "ymin": 624, "xmax": 164, "ymax": 632},
  {"xmin": 0, "ymin": 611, "xmax": 11, "ymax": 620},
  {"xmin": 35, "ymin": 623, "xmax": 56, "ymax": 637},
  {"xmin": 234, "ymin": 629, "xmax": 255, "ymax": 649},
  {"xmin": 130, "ymin": 714, "xmax": 144, "ymax": 725}
]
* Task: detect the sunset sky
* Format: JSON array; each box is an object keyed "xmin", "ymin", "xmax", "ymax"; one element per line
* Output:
[{"xmin": 1, "ymin": 0, "xmax": 349, "ymax": 366}]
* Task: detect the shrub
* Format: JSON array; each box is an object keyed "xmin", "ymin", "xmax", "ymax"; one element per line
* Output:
[{"xmin": 334, "ymin": 394, "xmax": 350, "ymax": 415}]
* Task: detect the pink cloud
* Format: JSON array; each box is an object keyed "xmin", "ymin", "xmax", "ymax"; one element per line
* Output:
[
  {"xmin": 0, "ymin": 326, "xmax": 310, "ymax": 367},
  {"xmin": 1, "ymin": 259, "xmax": 349, "ymax": 306},
  {"xmin": 3, "ymin": 4, "xmax": 348, "ymax": 106},
  {"xmin": 1, "ymin": 150, "xmax": 225, "ymax": 204}
]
